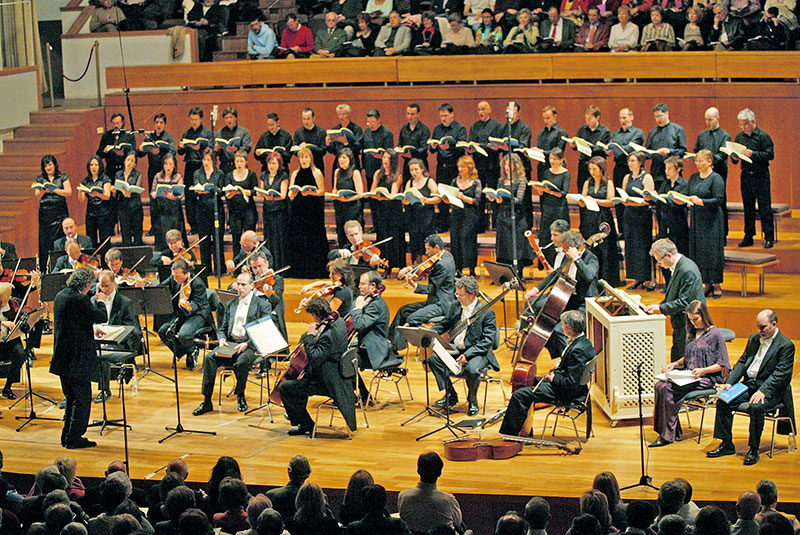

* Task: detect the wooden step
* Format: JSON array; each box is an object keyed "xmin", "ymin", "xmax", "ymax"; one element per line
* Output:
[
  {"xmin": 213, "ymin": 51, "xmax": 245, "ymax": 62},
  {"xmin": 14, "ymin": 124, "xmax": 80, "ymax": 138},
  {"xmin": 221, "ymin": 36, "xmax": 247, "ymax": 52},
  {"xmin": 0, "ymin": 153, "xmax": 64, "ymax": 167},
  {"xmin": 3, "ymin": 137, "xmax": 73, "ymax": 154},
  {"xmin": 29, "ymin": 109, "xmax": 95, "ymax": 126},
  {"xmin": 0, "ymin": 165, "xmax": 41, "ymax": 179}
]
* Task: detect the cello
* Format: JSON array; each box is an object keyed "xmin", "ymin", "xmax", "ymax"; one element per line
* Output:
[{"xmin": 511, "ymin": 223, "xmax": 610, "ymax": 391}]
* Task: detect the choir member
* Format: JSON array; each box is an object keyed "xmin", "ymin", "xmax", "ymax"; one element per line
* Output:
[
  {"xmin": 259, "ymin": 152, "xmax": 290, "ymax": 270},
  {"xmin": 287, "ymin": 148, "xmax": 328, "ymax": 279},
  {"xmin": 224, "ymin": 150, "xmax": 258, "ymax": 258},
  {"xmin": 450, "ymin": 155, "xmax": 482, "ymax": 277},
  {"xmin": 494, "ymin": 153, "xmax": 531, "ymax": 268},
  {"xmin": 78, "ymin": 155, "xmax": 113, "ymax": 257},
  {"xmin": 114, "ymin": 150, "xmax": 144, "ymax": 246},
  {"xmin": 534, "ymin": 148, "xmax": 570, "ymax": 267},
  {"xmin": 579, "ymin": 156, "xmax": 620, "ymax": 287},
  {"xmin": 370, "ymin": 149, "xmax": 407, "ymax": 274},
  {"xmin": 150, "ymin": 153, "xmax": 186, "ymax": 251},
  {"xmin": 332, "ymin": 148, "xmax": 365, "ymax": 249},
  {"xmin": 687, "ymin": 150, "xmax": 726, "ymax": 299},
  {"xmin": 33, "ymin": 154, "xmax": 71, "ymax": 272},
  {"xmin": 404, "ymin": 158, "xmax": 439, "ymax": 263},
  {"xmin": 621, "ymin": 152, "xmax": 655, "ymax": 290},
  {"xmin": 193, "ymin": 148, "xmax": 225, "ymax": 275}
]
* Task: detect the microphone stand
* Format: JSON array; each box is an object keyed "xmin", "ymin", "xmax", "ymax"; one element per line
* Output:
[
  {"xmin": 506, "ymin": 102, "xmax": 521, "ymax": 323},
  {"xmin": 621, "ymin": 362, "xmax": 659, "ymax": 492},
  {"xmin": 210, "ymin": 106, "xmax": 223, "ymax": 285}
]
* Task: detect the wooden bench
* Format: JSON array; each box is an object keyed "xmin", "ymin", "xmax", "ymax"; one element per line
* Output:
[
  {"xmin": 726, "ymin": 203, "xmax": 791, "ymax": 241},
  {"xmin": 724, "ymin": 250, "xmax": 779, "ymax": 297}
]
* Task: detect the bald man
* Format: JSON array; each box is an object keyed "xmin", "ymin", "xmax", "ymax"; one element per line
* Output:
[
  {"xmin": 53, "ymin": 218, "xmax": 92, "ymax": 253},
  {"xmin": 707, "ymin": 309, "xmax": 795, "ymax": 465},
  {"xmin": 694, "ymin": 107, "xmax": 732, "ymax": 236},
  {"xmin": 468, "ymin": 100, "xmax": 504, "ymax": 190},
  {"xmin": 732, "ymin": 491, "xmax": 760, "ymax": 535},
  {"xmin": 225, "ymin": 230, "xmax": 273, "ymax": 277}
]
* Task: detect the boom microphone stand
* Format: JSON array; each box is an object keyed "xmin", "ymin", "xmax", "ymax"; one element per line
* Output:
[{"xmin": 621, "ymin": 363, "xmax": 659, "ymax": 492}]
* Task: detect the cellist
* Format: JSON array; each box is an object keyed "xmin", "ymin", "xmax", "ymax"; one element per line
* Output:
[
  {"xmin": 0, "ymin": 282, "xmax": 28, "ymax": 400},
  {"xmin": 389, "ymin": 234, "xmax": 456, "ymax": 352},
  {"xmin": 522, "ymin": 229, "xmax": 600, "ymax": 359}
]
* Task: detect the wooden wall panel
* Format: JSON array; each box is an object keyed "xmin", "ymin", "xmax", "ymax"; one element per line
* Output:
[{"xmin": 105, "ymin": 82, "xmax": 799, "ymax": 207}]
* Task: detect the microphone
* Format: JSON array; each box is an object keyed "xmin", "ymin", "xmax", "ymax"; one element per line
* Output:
[{"xmin": 506, "ymin": 101, "xmax": 516, "ymax": 120}]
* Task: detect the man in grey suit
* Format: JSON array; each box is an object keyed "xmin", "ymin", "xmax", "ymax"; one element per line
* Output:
[
  {"xmin": 313, "ymin": 11, "xmax": 348, "ymax": 57},
  {"xmin": 428, "ymin": 276, "xmax": 499, "ymax": 416},
  {"xmin": 539, "ymin": 7, "xmax": 577, "ymax": 52},
  {"xmin": 194, "ymin": 272, "xmax": 271, "ymax": 414},
  {"xmin": 374, "ymin": 11, "xmax": 411, "ymax": 56},
  {"xmin": 707, "ymin": 309, "xmax": 795, "ymax": 465},
  {"xmin": 646, "ymin": 238, "xmax": 705, "ymax": 363}
]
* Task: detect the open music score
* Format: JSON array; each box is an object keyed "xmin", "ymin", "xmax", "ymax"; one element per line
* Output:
[{"xmin": 595, "ymin": 280, "xmax": 649, "ymax": 317}]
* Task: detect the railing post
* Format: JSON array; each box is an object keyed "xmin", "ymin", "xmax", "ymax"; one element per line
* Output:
[
  {"xmin": 94, "ymin": 41, "xmax": 101, "ymax": 107},
  {"xmin": 46, "ymin": 43, "xmax": 55, "ymax": 108}
]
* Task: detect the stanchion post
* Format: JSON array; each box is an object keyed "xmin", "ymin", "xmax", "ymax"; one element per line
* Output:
[
  {"xmin": 46, "ymin": 43, "xmax": 55, "ymax": 108},
  {"xmin": 94, "ymin": 41, "xmax": 101, "ymax": 107}
]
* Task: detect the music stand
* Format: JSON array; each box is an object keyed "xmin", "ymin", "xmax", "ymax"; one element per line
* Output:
[
  {"xmin": 118, "ymin": 286, "xmax": 174, "ymax": 383},
  {"xmin": 243, "ymin": 316, "xmax": 289, "ymax": 423},
  {"xmin": 2, "ymin": 257, "xmax": 38, "ymax": 274},
  {"xmin": 116, "ymin": 246, "xmax": 155, "ymax": 274},
  {"xmin": 88, "ymin": 325, "xmax": 137, "ymax": 435},
  {"xmin": 484, "ymin": 261, "xmax": 526, "ymax": 347},
  {"xmin": 398, "ymin": 326, "xmax": 465, "ymax": 441},
  {"xmin": 159, "ymin": 347, "xmax": 217, "ymax": 443},
  {"xmin": 10, "ymin": 307, "xmax": 60, "ymax": 432}
]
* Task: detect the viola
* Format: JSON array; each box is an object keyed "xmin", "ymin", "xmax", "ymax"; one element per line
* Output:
[
  {"xmin": 402, "ymin": 250, "xmax": 444, "ymax": 288},
  {"xmin": 350, "ymin": 238, "xmax": 391, "ymax": 268},
  {"xmin": 294, "ymin": 281, "xmax": 342, "ymax": 314},
  {"xmin": 443, "ymin": 437, "xmax": 523, "ymax": 461},
  {"xmin": 524, "ymin": 230, "xmax": 552, "ymax": 271},
  {"xmin": 116, "ymin": 269, "xmax": 152, "ymax": 287},
  {"xmin": 269, "ymin": 311, "xmax": 341, "ymax": 405}
]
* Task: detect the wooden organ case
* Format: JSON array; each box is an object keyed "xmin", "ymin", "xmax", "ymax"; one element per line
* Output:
[{"xmin": 587, "ymin": 282, "xmax": 667, "ymax": 424}]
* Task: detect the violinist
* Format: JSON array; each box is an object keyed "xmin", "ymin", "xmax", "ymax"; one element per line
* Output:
[
  {"xmin": 350, "ymin": 271, "xmax": 395, "ymax": 400},
  {"xmin": 52, "ymin": 239, "xmax": 84, "ymax": 274},
  {"xmin": 390, "ymin": 234, "xmax": 456, "ymax": 351},
  {"xmin": 151, "ymin": 229, "xmax": 197, "ymax": 282},
  {"xmin": 301, "ymin": 258, "xmax": 356, "ymax": 317},
  {"xmin": 523, "ymin": 230, "xmax": 599, "ymax": 359},
  {"xmin": 499, "ymin": 310, "xmax": 595, "ymax": 437},
  {"xmin": 247, "ymin": 250, "xmax": 287, "ymax": 341},
  {"xmin": 91, "ymin": 270, "xmax": 142, "ymax": 404},
  {"xmin": 327, "ymin": 220, "xmax": 381, "ymax": 268},
  {"xmin": 428, "ymin": 276, "xmax": 499, "ymax": 417},
  {"xmin": 0, "ymin": 282, "xmax": 28, "ymax": 400},
  {"xmin": 193, "ymin": 272, "xmax": 272, "ymax": 416},
  {"xmin": 226, "ymin": 230, "xmax": 272, "ymax": 277},
  {"xmin": 278, "ymin": 297, "xmax": 357, "ymax": 436},
  {"xmin": 157, "ymin": 258, "xmax": 213, "ymax": 371},
  {"xmin": 105, "ymin": 248, "xmax": 124, "ymax": 278}
]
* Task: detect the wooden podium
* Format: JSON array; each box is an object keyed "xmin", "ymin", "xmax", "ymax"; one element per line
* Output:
[{"xmin": 586, "ymin": 282, "xmax": 667, "ymax": 424}]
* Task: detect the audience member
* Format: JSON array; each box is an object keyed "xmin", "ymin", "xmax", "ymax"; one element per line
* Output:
[
  {"xmin": 54, "ymin": 457, "xmax": 85, "ymax": 502},
  {"xmin": 314, "ymin": 11, "xmax": 348, "ymax": 57},
  {"xmin": 732, "ymin": 491, "xmax": 761, "ymax": 535},
  {"xmin": 758, "ymin": 514, "xmax": 795, "ymax": 535},
  {"xmin": 156, "ymin": 486, "xmax": 196, "ymax": 535},
  {"xmin": 339, "ymin": 470, "xmax": 375, "ymax": 526},
  {"xmin": 579, "ymin": 490, "xmax": 615, "ymax": 535},
  {"xmin": 625, "ymin": 500, "xmax": 656, "ymax": 535},
  {"xmin": 575, "ymin": 7, "xmax": 610, "ymax": 50},
  {"xmin": 745, "ymin": 8, "xmax": 788, "ymax": 50},
  {"xmin": 641, "ymin": 6, "xmax": 675, "ymax": 50},
  {"xmin": 213, "ymin": 477, "xmax": 250, "ymax": 534},
  {"xmin": 283, "ymin": 483, "xmax": 340, "ymax": 535},
  {"xmin": 204, "ymin": 457, "xmax": 244, "ymax": 519},
  {"xmin": 235, "ymin": 494, "xmax": 273, "ymax": 535},
  {"xmin": 755, "ymin": 480, "xmax": 800, "ymax": 533},
  {"xmin": 110, "ymin": 513, "xmax": 141, "ymax": 535},
  {"xmin": 496, "ymin": 511, "xmax": 529, "ymax": 535},
  {"xmin": 346, "ymin": 484, "xmax": 412, "ymax": 534},
  {"xmin": 90, "ymin": 0, "xmax": 127, "ymax": 32},
  {"xmin": 540, "ymin": 6, "xmax": 578, "ymax": 51},
  {"xmin": 694, "ymin": 506, "xmax": 730, "ymax": 535},
  {"xmin": 709, "ymin": 5, "xmax": 745, "ymax": 50},
  {"xmin": 177, "ymin": 509, "xmax": 212, "ymax": 535},
  {"xmin": 657, "ymin": 515, "xmax": 686, "ymax": 535},
  {"xmin": 524, "ymin": 497, "xmax": 551, "ymax": 535},
  {"xmin": 609, "ymin": 7, "xmax": 639, "ymax": 51},
  {"xmin": 441, "ymin": 13, "xmax": 476, "ymax": 53},
  {"xmin": 570, "ymin": 513, "xmax": 604, "ymax": 535},
  {"xmin": 398, "ymin": 452, "xmax": 464, "ymax": 534},
  {"xmin": 593, "ymin": 472, "xmax": 626, "ymax": 531},
  {"xmin": 673, "ymin": 479, "xmax": 700, "ymax": 525},
  {"xmin": 375, "ymin": 11, "xmax": 413, "ymax": 55},
  {"xmin": 266, "ymin": 455, "xmax": 311, "ymax": 521},
  {"xmin": 279, "ymin": 13, "xmax": 314, "ymax": 58},
  {"xmin": 248, "ymin": 12, "xmax": 278, "ymax": 58},
  {"xmin": 255, "ymin": 509, "xmax": 284, "ymax": 535},
  {"xmin": 503, "ymin": 8, "xmax": 539, "ymax": 52}
]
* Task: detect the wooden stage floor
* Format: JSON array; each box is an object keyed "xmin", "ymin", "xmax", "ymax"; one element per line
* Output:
[{"xmin": 1, "ymin": 274, "xmax": 798, "ymax": 506}]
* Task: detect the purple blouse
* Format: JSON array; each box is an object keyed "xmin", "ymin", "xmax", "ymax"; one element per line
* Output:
[{"xmin": 684, "ymin": 325, "xmax": 730, "ymax": 386}]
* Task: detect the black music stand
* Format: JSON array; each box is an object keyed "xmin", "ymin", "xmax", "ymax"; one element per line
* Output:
[
  {"xmin": 485, "ymin": 260, "xmax": 525, "ymax": 348},
  {"xmin": 88, "ymin": 325, "xmax": 137, "ymax": 435},
  {"xmin": 398, "ymin": 326, "xmax": 465, "ymax": 441},
  {"xmin": 10, "ymin": 307, "xmax": 60, "ymax": 431},
  {"xmin": 118, "ymin": 286, "xmax": 174, "ymax": 383},
  {"xmin": 242, "ymin": 316, "xmax": 289, "ymax": 424},
  {"xmin": 620, "ymin": 363, "xmax": 659, "ymax": 492},
  {"xmin": 116, "ymin": 246, "xmax": 155, "ymax": 273},
  {"xmin": 159, "ymin": 347, "xmax": 217, "ymax": 443}
]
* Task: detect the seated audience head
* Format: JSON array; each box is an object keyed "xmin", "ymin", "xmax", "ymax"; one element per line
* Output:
[
  {"xmin": 218, "ymin": 477, "xmax": 249, "ymax": 513},
  {"xmin": 178, "ymin": 508, "xmax": 212, "ymax": 535},
  {"xmin": 388, "ymin": 10, "xmax": 402, "ymax": 27},
  {"xmin": 61, "ymin": 522, "xmax": 89, "ymax": 535},
  {"xmin": 288, "ymin": 455, "xmax": 312, "ymax": 483},
  {"xmin": 756, "ymin": 480, "xmax": 780, "ymax": 508},
  {"xmin": 693, "ymin": 506, "xmax": 730, "ymax": 535},
  {"xmin": 167, "ymin": 459, "xmax": 189, "ymax": 480},
  {"xmin": 626, "ymin": 500, "xmax": 656, "ymax": 530},
  {"xmin": 246, "ymin": 494, "xmax": 273, "ymax": 529},
  {"xmin": 524, "ymin": 497, "xmax": 551, "ymax": 530},
  {"xmin": 517, "ymin": 8, "xmax": 532, "ymax": 26},
  {"xmin": 758, "ymin": 513, "xmax": 794, "ymax": 535},
  {"xmin": 447, "ymin": 13, "xmax": 464, "ymax": 29},
  {"xmin": 343, "ymin": 469, "xmax": 374, "ymax": 515},
  {"xmin": 570, "ymin": 513, "xmax": 603, "ymax": 535},
  {"xmin": 43, "ymin": 489, "xmax": 71, "ymax": 511},
  {"xmin": 430, "ymin": 526, "xmax": 458, "ymax": 535},
  {"xmin": 495, "ymin": 511, "xmax": 528, "ymax": 535},
  {"xmin": 658, "ymin": 514, "xmax": 686, "ymax": 535},
  {"xmin": 114, "ymin": 499, "xmax": 146, "ymax": 526},
  {"xmin": 673, "ymin": 478, "xmax": 694, "ymax": 506},
  {"xmin": 658, "ymin": 480, "xmax": 686, "ymax": 517},
  {"xmin": 166, "ymin": 486, "xmax": 197, "ymax": 524},
  {"xmin": 102, "ymin": 472, "xmax": 133, "ymax": 514},
  {"xmin": 37, "ymin": 465, "xmax": 68, "ymax": 495},
  {"xmin": 44, "ymin": 503, "xmax": 75, "ymax": 534},
  {"xmin": 417, "ymin": 451, "xmax": 445, "ymax": 484},
  {"xmin": 617, "ymin": 6, "xmax": 631, "ymax": 22},
  {"xmin": 159, "ymin": 472, "xmax": 185, "ymax": 503},
  {"xmin": 548, "ymin": 6, "xmax": 560, "ymax": 23},
  {"xmin": 592, "ymin": 472, "xmax": 622, "ymax": 510},
  {"xmin": 362, "ymin": 484, "xmax": 388, "ymax": 516},
  {"xmin": 256, "ymin": 509, "xmax": 284, "ymax": 535},
  {"xmin": 209, "ymin": 456, "xmax": 243, "ymax": 491},
  {"xmin": 650, "ymin": 5, "xmax": 664, "ymax": 22},
  {"xmin": 580, "ymin": 489, "xmax": 613, "ymax": 533},
  {"xmin": 111, "ymin": 513, "xmax": 140, "ymax": 535},
  {"xmin": 737, "ymin": 491, "xmax": 761, "ymax": 521},
  {"xmin": 295, "ymin": 482, "xmax": 327, "ymax": 523}
]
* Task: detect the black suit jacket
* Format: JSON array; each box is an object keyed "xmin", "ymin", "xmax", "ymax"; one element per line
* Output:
[
  {"xmin": 350, "ymin": 294, "xmax": 391, "ymax": 369},
  {"xmin": 0, "ymin": 241, "xmax": 17, "ymax": 261},
  {"xmin": 52, "ymin": 255, "xmax": 79, "ymax": 273},
  {"xmin": 50, "ymin": 287, "xmax": 107, "ymax": 378},
  {"xmin": 414, "ymin": 250, "xmax": 456, "ymax": 307},
  {"xmin": 551, "ymin": 334, "xmax": 595, "ymax": 401},
  {"xmin": 218, "ymin": 293, "xmax": 272, "ymax": 348},
  {"xmin": 92, "ymin": 292, "xmax": 142, "ymax": 355},
  {"xmin": 53, "ymin": 235, "xmax": 92, "ymax": 253},
  {"xmin": 727, "ymin": 331, "xmax": 794, "ymax": 403},
  {"xmin": 535, "ymin": 248, "xmax": 600, "ymax": 312},
  {"xmin": 432, "ymin": 299, "xmax": 500, "ymax": 371},
  {"xmin": 659, "ymin": 255, "xmax": 705, "ymax": 328},
  {"xmin": 162, "ymin": 275, "xmax": 213, "ymax": 326}
]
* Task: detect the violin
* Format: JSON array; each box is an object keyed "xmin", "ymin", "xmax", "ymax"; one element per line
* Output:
[
  {"xmin": 524, "ymin": 230, "xmax": 552, "ymax": 272},
  {"xmin": 76, "ymin": 253, "xmax": 101, "ymax": 270},
  {"xmin": 167, "ymin": 236, "xmax": 207, "ymax": 264},
  {"xmin": 350, "ymin": 237, "xmax": 391, "ymax": 268},
  {"xmin": 253, "ymin": 265, "xmax": 290, "ymax": 297},
  {"xmin": 115, "ymin": 256, "xmax": 151, "ymax": 287},
  {"xmin": 0, "ymin": 268, "xmax": 36, "ymax": 286},
  {"xmin": 171, "ymin": 268, "xmax": 206, "ymax": 312},
  {"xmin": 294, "ymin": 281, "xmax": 342, "ymax": 314},
  {"xmin": 402, "ymin": 250, "xmax": 444, "ymax": 289}
]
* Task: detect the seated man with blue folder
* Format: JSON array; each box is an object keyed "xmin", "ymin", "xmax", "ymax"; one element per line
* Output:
[
  {"xmin": 194, "ymin": 272, "xmax": 271, "ymax": 415},
  {"xmin": 707, "ymin": 309, "xmax": 795, "ymax": 465}
]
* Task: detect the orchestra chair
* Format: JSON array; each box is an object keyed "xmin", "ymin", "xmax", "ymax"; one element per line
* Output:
[
  {"xmin": 680, "ymin": 327, "xmax": 735, "ymax": 443},
  {"xmin": 366, "ymin": 351, "xmax": 413, "ymax": 409},
  {"xmin": 219, "ymin": 353, "xmax": 270, "ymax": 406},
  {"xmin": 733, "ymin": 384, "xmax": 796, "ymax": 459},
  {"xmin": 312, "ymin": 352, "xmax": 369, "ymax": 439},
  {"xmin": 451, "ymin": 331, "xmax": 505, "ymax": 414},
  {"xmin": 540, "ymin": 356, "xmax": 597, "ymax": 442}
]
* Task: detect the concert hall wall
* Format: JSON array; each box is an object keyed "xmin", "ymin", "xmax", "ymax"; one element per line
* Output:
[{"xmin": 105, "ymin": 82, "xmax": 799, "ymax": 208}]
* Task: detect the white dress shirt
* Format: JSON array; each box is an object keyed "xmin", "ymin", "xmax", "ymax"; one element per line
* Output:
[
  {"xmin": 453, "ymin": 297, "xmax": 479, "ymax": 350},
  {"xmin": 230, "ymin": 292, "xmax": 253, "ymax": 340},
  {"xmin": 747, "ymin": 328, "xmax": 779, "ymax": 379}
]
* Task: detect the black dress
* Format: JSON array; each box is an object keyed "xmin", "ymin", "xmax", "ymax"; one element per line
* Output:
[
  {"xmin": 81, "ymin": 175, "xmax": 113, "ymax": 251},
  {"xmin": 115, "ymin": 169, "xmax": 144, "ymax": 246},
  {"xmin": 688, "ymin": 172, "xmax": 725, "ymax": 284},
  {"xmin": 622, "ymin": 173, "xmax": 653, "ymax": 283},
  {"xmin": 262, "ymin": 169, "xmax": 289, "ymax": 269},
  {"xmin": 495, "ymin": 179, "xmax": 532, "ymax": 267},
  {"xmin": 150, "ymin": 171, "xmax": 186, "ymax": 251},
  {"xmin": 193, "ymin": 167, "xmax": 225, "ymax": 275},
  {"xmin": 332, "ymin": 285, "xmax": 353, "ymax": 317},
  {"xmin": 538, "ymin": 168, "xmax": 570, "ymax": 266},
  {"xmin": 374, "ymin": 172, "xmax": 406, "ymax": 270},
  {"xmin": 449, "ymin": 177, "xmax": 482, "ymax": 273},
  {"xmin": 288, "ymin": 167, "xmax": 328, "ymax": 279},
  {"xmin": 333, "ymin": 169, "xmax": 363, "ymax": 248},
  {"xmin": 656, "ymin": 177, "xmax": 690, "ymax": 256},
  {"xmin": 405, "ymin": 177, "xmax": 436, "ymax": 262},
  {"xmin": 579, "ymin": 180, "xmax": 621, "ymax": 287},
  {"xmin": 36, "ymin": 172, "xmax": 69, "ymax": 271},
  {"xmin": 224, "ymin": 170, "xmax": 258, "ymax": 257}
]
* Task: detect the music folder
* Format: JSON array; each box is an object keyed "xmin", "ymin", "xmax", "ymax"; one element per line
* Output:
[{"xmin": 245, "ymin": 316, "xmax": 288, "ymax": 356}]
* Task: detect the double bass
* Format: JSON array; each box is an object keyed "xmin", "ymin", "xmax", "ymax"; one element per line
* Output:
[{"xmin": 511, "ymin": 224, "xmax": 610, "ymax": 391}]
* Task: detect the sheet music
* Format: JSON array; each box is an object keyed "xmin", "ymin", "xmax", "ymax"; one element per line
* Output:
[
  {"xmin": 245, "ymin": 317, "xmax": 288, "ymax": 355},
  {"xmin": 432, "ymin": 338, "xmax": 462, "ymax": 375}
]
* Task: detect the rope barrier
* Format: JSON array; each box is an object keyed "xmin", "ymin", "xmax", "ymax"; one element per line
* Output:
[{"xmin": 48, "ymin": 43, "xmax": 96, "ymax": 83}]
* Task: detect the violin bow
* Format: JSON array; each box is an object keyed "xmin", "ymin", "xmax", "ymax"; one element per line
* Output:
[
  {"xmin": 233, "ymin": 241, "xmax": 267, "ymax": 272},
  {"xmin": 127, "ymin": 255, "xmax": 147, "ymax": 273},
  {"xmin": 171, "ymin": 267, "xmax": 206, "ymax": 300},
  {"xmin": 253, "ymin": 265, "xmax": 290, "ymax": 285},
  {"xmin": 89, "ymin": 236, "xmax": 112, "ymax": 261},
  {"xmin": 351, "ymin": 236, "xmax": 392, "ymax": 256}
]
